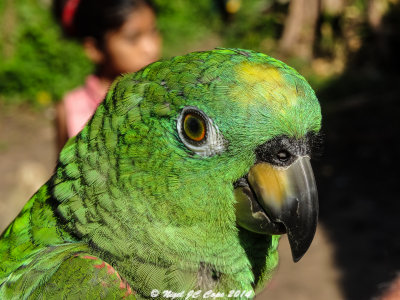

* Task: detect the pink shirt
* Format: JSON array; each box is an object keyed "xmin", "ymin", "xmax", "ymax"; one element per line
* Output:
[{"xmin": 63, "ymin": 75, "xmax": 108, "ymax": 137}]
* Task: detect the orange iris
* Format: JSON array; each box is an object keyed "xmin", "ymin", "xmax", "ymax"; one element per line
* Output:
[{"xmin": 183, "ymin": 113, "xmax": 206, "ymax": 142}]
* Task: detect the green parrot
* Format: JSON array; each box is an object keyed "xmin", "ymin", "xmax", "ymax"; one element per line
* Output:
[{"xmin": 0, "ymin": 48, "xmax": 321, "ymax": 299}]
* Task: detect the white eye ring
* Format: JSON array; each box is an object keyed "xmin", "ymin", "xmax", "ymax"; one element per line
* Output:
[{"xmin": 177, "ymin": 106, "xmax": 225, "ymax": 157}]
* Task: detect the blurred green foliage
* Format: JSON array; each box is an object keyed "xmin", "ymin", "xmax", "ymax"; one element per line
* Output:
[
  {"xmin": 154, "ymin": 0, "xmax": 286, "ymax": 56},
  {"xmin": 153, "ymin": 0, "xmax": 221, "ymax": 57},
  {"xmin": 0, "ymin": 0, "xmax": 391, "ymax": 106},
  {"xmin": 0, "ymin": 0, "xmax": 93, "ymax": 106},
  {"xmin": 221, "ymin": 0, "xmax": 286, "ymax": 52}
]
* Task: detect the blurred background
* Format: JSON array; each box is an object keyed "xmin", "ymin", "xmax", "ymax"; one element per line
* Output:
[{"xmin": 0, "ymin": 0, "xmax": 399, "ymax": 299}]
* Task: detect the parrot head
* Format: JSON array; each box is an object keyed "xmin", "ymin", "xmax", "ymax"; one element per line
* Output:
[{"xmin": 56, "ymin": 48, "xmax": 321, "ymax": 268}]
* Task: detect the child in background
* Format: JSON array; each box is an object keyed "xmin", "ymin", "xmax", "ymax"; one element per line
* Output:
[{"xmin": 54, "ymin": 0, "xmax": 162, "ymax": 150}]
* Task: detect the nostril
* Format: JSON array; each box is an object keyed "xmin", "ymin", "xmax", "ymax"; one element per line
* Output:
[{"xmin": 277, "ymin": 150, "xmax": 291, "ymax": 162}]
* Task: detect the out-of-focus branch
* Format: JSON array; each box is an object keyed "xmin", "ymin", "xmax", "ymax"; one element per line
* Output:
[
  {"xmin": 279, "ymin": 0, "xmax": 320, "ymax": 60},
  {"xmin": 368, "ymin": 0, "xmax": 390, "ymax": 30}
]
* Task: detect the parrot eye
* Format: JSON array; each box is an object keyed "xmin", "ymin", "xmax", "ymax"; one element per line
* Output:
[
  {"xmin": 177, "ymin": 106, "xmax": 225, "ymax": 157},
  {"xmin": 183, "ymin": 112, "xmax": 206, "ymax": 142}
]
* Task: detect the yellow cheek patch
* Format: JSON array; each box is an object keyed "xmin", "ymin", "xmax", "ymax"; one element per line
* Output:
[
  {"xmin": 234, "ymin": 62, "xmax": 299, "ymax": 108},
  {"xmin": 248, "ymin": 163, "xmax": 290, "ymax": 209}
]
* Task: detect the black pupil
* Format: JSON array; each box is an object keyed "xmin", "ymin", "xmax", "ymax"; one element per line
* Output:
[{"xmin": 187, "ymin": 116, "xmax": 201, "ymax": 135}]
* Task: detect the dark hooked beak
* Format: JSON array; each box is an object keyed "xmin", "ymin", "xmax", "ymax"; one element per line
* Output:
[{"xmin": 234, "ymin": 156, "xmax": 318, "ymax": 262}]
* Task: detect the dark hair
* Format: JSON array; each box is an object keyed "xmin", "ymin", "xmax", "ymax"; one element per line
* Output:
[{"xmin": 53, "ymin": 0, "xmax": 155, "ymax": 45}]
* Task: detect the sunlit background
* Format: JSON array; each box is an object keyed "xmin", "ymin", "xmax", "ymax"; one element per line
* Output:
[{"xmin": 1, "ymin": 0, "xmax": 399, "ymax": 299}]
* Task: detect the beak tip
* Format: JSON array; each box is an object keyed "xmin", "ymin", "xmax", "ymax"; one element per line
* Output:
[
  {"xmin": 287, "ymin": 224, "xmax": 317, "ymax": 263},
  {"xmin": 291, "ymin": 252, "xmax": 304, "ymax": 263}
]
